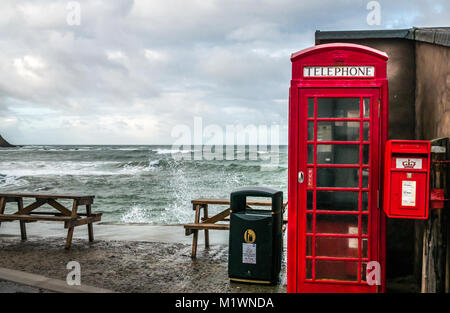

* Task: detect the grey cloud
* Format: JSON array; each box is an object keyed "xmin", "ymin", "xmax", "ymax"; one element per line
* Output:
[{"xmin": 0, "ymin": 0, "xmax": 448, "ymax": 144}]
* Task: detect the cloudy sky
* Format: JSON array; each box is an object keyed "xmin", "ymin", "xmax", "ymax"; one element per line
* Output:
[{"xmin": 0, "ymin": 0, "xmax": 448, "ymax": 145}]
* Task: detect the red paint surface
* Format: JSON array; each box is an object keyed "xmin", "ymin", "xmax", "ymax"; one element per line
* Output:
[
  {"xmin": 383, "ymin": 140, "xmax": 431, "ymax": 219},
  {"xmin": 288, "ymin": 43, "xmax": 388, "ymax": 293}
]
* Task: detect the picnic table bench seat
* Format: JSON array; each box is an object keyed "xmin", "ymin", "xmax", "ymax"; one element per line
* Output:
[
  {"xmin": 0, "ymin": 193, "xmax": 102, "ymax": 249},
  {"xmin": 184, "ymin": 198, "xmax": 287, "ymax": 258}
]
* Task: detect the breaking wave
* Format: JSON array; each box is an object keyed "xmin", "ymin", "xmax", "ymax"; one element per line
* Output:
[{"xmin": 0, "ymin": 145, "xmax": 287, "ymax": 224}]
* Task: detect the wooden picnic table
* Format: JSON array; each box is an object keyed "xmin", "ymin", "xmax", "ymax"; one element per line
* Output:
[
  {"xmin": 0, "ymin": 193, "xmax": 102, "ymax": 249},
  {"xmin": 184, "ymin": 198, "xmax": 287, "ymax": 258}
]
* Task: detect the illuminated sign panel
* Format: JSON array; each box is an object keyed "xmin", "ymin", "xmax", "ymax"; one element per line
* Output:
[{"xmin": 303, "ymin": 66, "xmax": 375, "ymax": 77}]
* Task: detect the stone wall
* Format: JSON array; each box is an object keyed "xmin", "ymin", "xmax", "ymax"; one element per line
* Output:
[{"xmin": 415, "ymin": 42, "xmax": 450, "ymax": 140}]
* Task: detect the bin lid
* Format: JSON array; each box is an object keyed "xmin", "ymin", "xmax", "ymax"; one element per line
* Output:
[{"xmin": 230, "ymin": 186, "xmax": 283, "ymax": 213}]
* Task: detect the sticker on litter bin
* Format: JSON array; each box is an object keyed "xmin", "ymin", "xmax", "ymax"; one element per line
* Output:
[
  {"xmin": 402, "ymin": 180, "xmax": 416, "ymax": 206},
  {"xmin": 242, "ymin": 243, "xmax": 256, "ymax": 264}
]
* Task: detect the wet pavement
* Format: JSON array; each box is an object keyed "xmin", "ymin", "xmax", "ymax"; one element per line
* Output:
[
  {"xmin": 0, "ymin": 236, "xmax": 287, "ymax": 293},
  {"xmin": 0, "ymin": 279, "xmax": 51, "ymax": 293}
]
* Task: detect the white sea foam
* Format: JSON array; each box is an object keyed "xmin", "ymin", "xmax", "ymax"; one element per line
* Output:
[
  {"xmin": 120, "ymin": 204, "xmax": 150, "ymax": 223},
  {"xmin": 153, "ymin": 148, "xmax": 192, "ymax": 155},
  {"xmin": 0, "ymin": 175, "xmax": 28, "ymax": 188},
  {"xmin": 0, "ymin": 160, "xmax": 153, "ymax": 177}
]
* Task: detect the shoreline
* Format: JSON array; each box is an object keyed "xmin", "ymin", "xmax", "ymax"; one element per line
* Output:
[{"xmin": 0, "ymin": 221, "xmax": 231, "ymax": 245}]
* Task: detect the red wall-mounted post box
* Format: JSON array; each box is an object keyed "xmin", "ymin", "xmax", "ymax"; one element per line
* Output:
[{"xmin": 383, "ymin": 140, "xmax": 431, "ymax": 219}]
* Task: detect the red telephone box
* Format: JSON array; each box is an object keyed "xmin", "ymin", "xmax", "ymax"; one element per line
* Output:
[{"xmin": 288, "ymin": 43, "xmax": 388, "ymax": 293}]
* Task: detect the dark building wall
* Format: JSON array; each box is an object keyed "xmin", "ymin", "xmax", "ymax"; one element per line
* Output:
[
  {"xmin": 316, "ymin": 38, "xmax": 417, "ymax": 140},
  {"xmin": 415, "ymin": 42, "xmax": 450, "ymax": 140}
]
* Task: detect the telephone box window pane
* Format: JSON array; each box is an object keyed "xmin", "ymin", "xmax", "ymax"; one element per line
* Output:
[
  {"xmin": 306, "ymin": 236, "xmax": 313, "ymax": 256},
  {"xmin": 362, "ymin": 168, "xmax": 369, "ymax": 187},
  {"xmin": 315, "ymin": 260, "xmax": 358, "ymax": 281},
  {"xmin": 306, "ymin": 213, "xmax": 313, "ymax": 233},
  {"xmin": 316, "ymin": 97, "xmax": 360, "ymax": 118},
  {"xmin": 317, "ymin": 122, "xmax": 359, "ymax": 141},
  {"xmin": 361, "ymin": 262, "xmax": 368, "ymax": 282},
  {"xmin": 307, "ymin": 145, "xmax": 314, "ymax": 164},
  {"xmin": 307, "ymin": 191, "xmax": 313, "ymax": 210},
  {"xmin": 363, "ymin": 122, "xmax": 370, "ymax": 141},
  {"xmin": 308, "ymin": 122, "xmax": 314, "ymax": 141},
  {"xmin": 363, "ymin": 98, "xmax": 370, "ymax": 118},
  {"xmin": 316, "ymin": 191, "xmax": 359, "ymax": 211},
  {"xmin": 316, "ymin": 167, "xmax": 359, "ymax": 188},
  {"xmin": 361, "ymin": 215, "xmax": 368, "ymax": 235},
  {"xmin": 315, "ymin": 237, "xmax": 359, "ymax": 258},
  {"xmin": 315, "ymin": 214, "xmax": 359, "ymax": 235},
  {"xmin": 306, "ymin": 259, "xmax": 313, "ymax": 279},
  {"xmin": 308, "ymin": 98, "xmax": 314, "ymax": 118},
  {"xmin": 362, "ymin": 192, "xmax": 369, "ymax": 211},
  {"xmin": 363, "ymin": 145, "xmax": 369, "ymax": 164},
  {"xmin": 362, "ymin": 238, "xmax": 368, "ymax": 258},
  {"xmin": 317, "ymin": 144, "xmax": 359, "ymax": 164}
]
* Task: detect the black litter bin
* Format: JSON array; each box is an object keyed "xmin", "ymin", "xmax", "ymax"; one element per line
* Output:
[{"xmin": 228, "ymin": 186, "xmax": 283, "ymax": 284}]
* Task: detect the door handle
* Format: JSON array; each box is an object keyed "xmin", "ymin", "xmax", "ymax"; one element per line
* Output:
[{"xmin": 298, "ymin": 171, "xmax": 304, "ymax": 183}]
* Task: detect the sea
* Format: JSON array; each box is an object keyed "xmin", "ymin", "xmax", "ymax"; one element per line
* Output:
[{"xmin": 0, "ymin": 145, "xmax": 287, "ymax": 224}]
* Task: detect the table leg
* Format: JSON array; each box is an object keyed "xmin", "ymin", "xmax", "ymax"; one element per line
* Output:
[
  {"xmin": 18, "ymin": 198, "xmax": 27, "ymax": 241},
  {"xmin": 65, "ymin": 200, "xmax": 78, "ymax": 249},
  {"xmin": 203, "ymin": 204, "xmax": 209, "ymax": 249},
  {"xmin": 86, "ymin": 204, "xmax": 94, "ymax": 242},
  {"xmin": 191, "ymin": 204, "xmax": 200, "ymax": 258}
]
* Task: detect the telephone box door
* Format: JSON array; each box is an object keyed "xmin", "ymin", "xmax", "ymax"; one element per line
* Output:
[{"xmin": 297, "ymin": 88, "xmax": 381, "ymax": 292}]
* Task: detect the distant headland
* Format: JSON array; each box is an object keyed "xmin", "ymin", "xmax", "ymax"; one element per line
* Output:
[{"xmin": 0, "ymin": 134, "xmax": 17, "ymax": 147}]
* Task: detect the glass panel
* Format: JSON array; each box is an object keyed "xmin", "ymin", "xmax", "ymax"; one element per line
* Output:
[
  {"xmin": 307, "ymin": 191, "xmax": 313, "ymax": 210},
  {"xmin": 361, "ymin": 215, "xmax": 368, "ymax": 235},
  {"xmin": 363, "ymin": 145, "xmax": 369, "ymax": 164},
  {"xmin": 363, "ymin": 98, "xmax": 370, "ymax": 118},
  {"xmin": 315, "ymin": 214, "xmax": 359, "ymax": 234},
  {"xmin": 317, "ymin": 167, "xmax": 359, "ymax": 188},
  {"xmin": 361, "ymin": 262, "xmax": 368, "ymax": 282},
  {"xmin": 362, "ymin": 192, "xmax": 369, "ymax": 211},
  {"xmin": 306, "ymin": 236, "xmax": 313, "ymax": 256},
  {"xmin": 316, "ymin": 97, "xmax": 360, "ymax": 118},
  {"xmin": 317, "ymin": 122, "xmax": 359, "ymax": 141},
  {"xmin": 316, "ymin": 191, "xmax": 359, "ymax": 211},
  {"xmin": 307, "ymin": 145, "xmax": 314, "ymax": 164},
  {"xmin": 363, "ymin": 122, "xmax": 370, "ymax": 141},
  {"xmin": 307, "ymin": 213, "xmax": 313, "ymax": 233},
  {"xmin": 362, "ymin": 168, "xmax": 369, "ymax": 187},
  {"xmin": 315, "ymin": 260, "xmax": 358, "ymax": 281},
  {"xmin": 315, "ymin": 237, "xmax": 359, "ymax": 258},
  {"xmin": 306, "ymin": 259, "xmax": 313, "ymax": 279},
  {"xmin": 317, "ymin": 144, "xmax": 359, "ymax": 164},
  {"xmin": 308, "ymin": 122, "xmax": 314, "ymax": 141},
  {"xmin": 308, "ymin": 98, "xmax": 314, "ymax": 118},
  {"xmin": 362, "ymin": 238, "xmax": 368, "ymax": 258}
]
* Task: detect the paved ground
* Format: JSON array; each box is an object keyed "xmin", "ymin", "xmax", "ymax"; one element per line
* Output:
[
  {"xmin": 0, "ymin": 236, "xmax": 286, "ymax": 293},
  {"xmin": 0, "ymin": 279, "xmax": 51, "ymax": 293}
]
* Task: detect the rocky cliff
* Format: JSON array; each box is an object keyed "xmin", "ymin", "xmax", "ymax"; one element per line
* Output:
[{"xmin": 0, "ymin": 135, "xmax": 16, "ymax": 147}]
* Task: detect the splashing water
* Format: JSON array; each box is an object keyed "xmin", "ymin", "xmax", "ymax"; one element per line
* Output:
[{"xmin": 0, "ymin": 145, "xmax": 287, "ymax": 224}]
